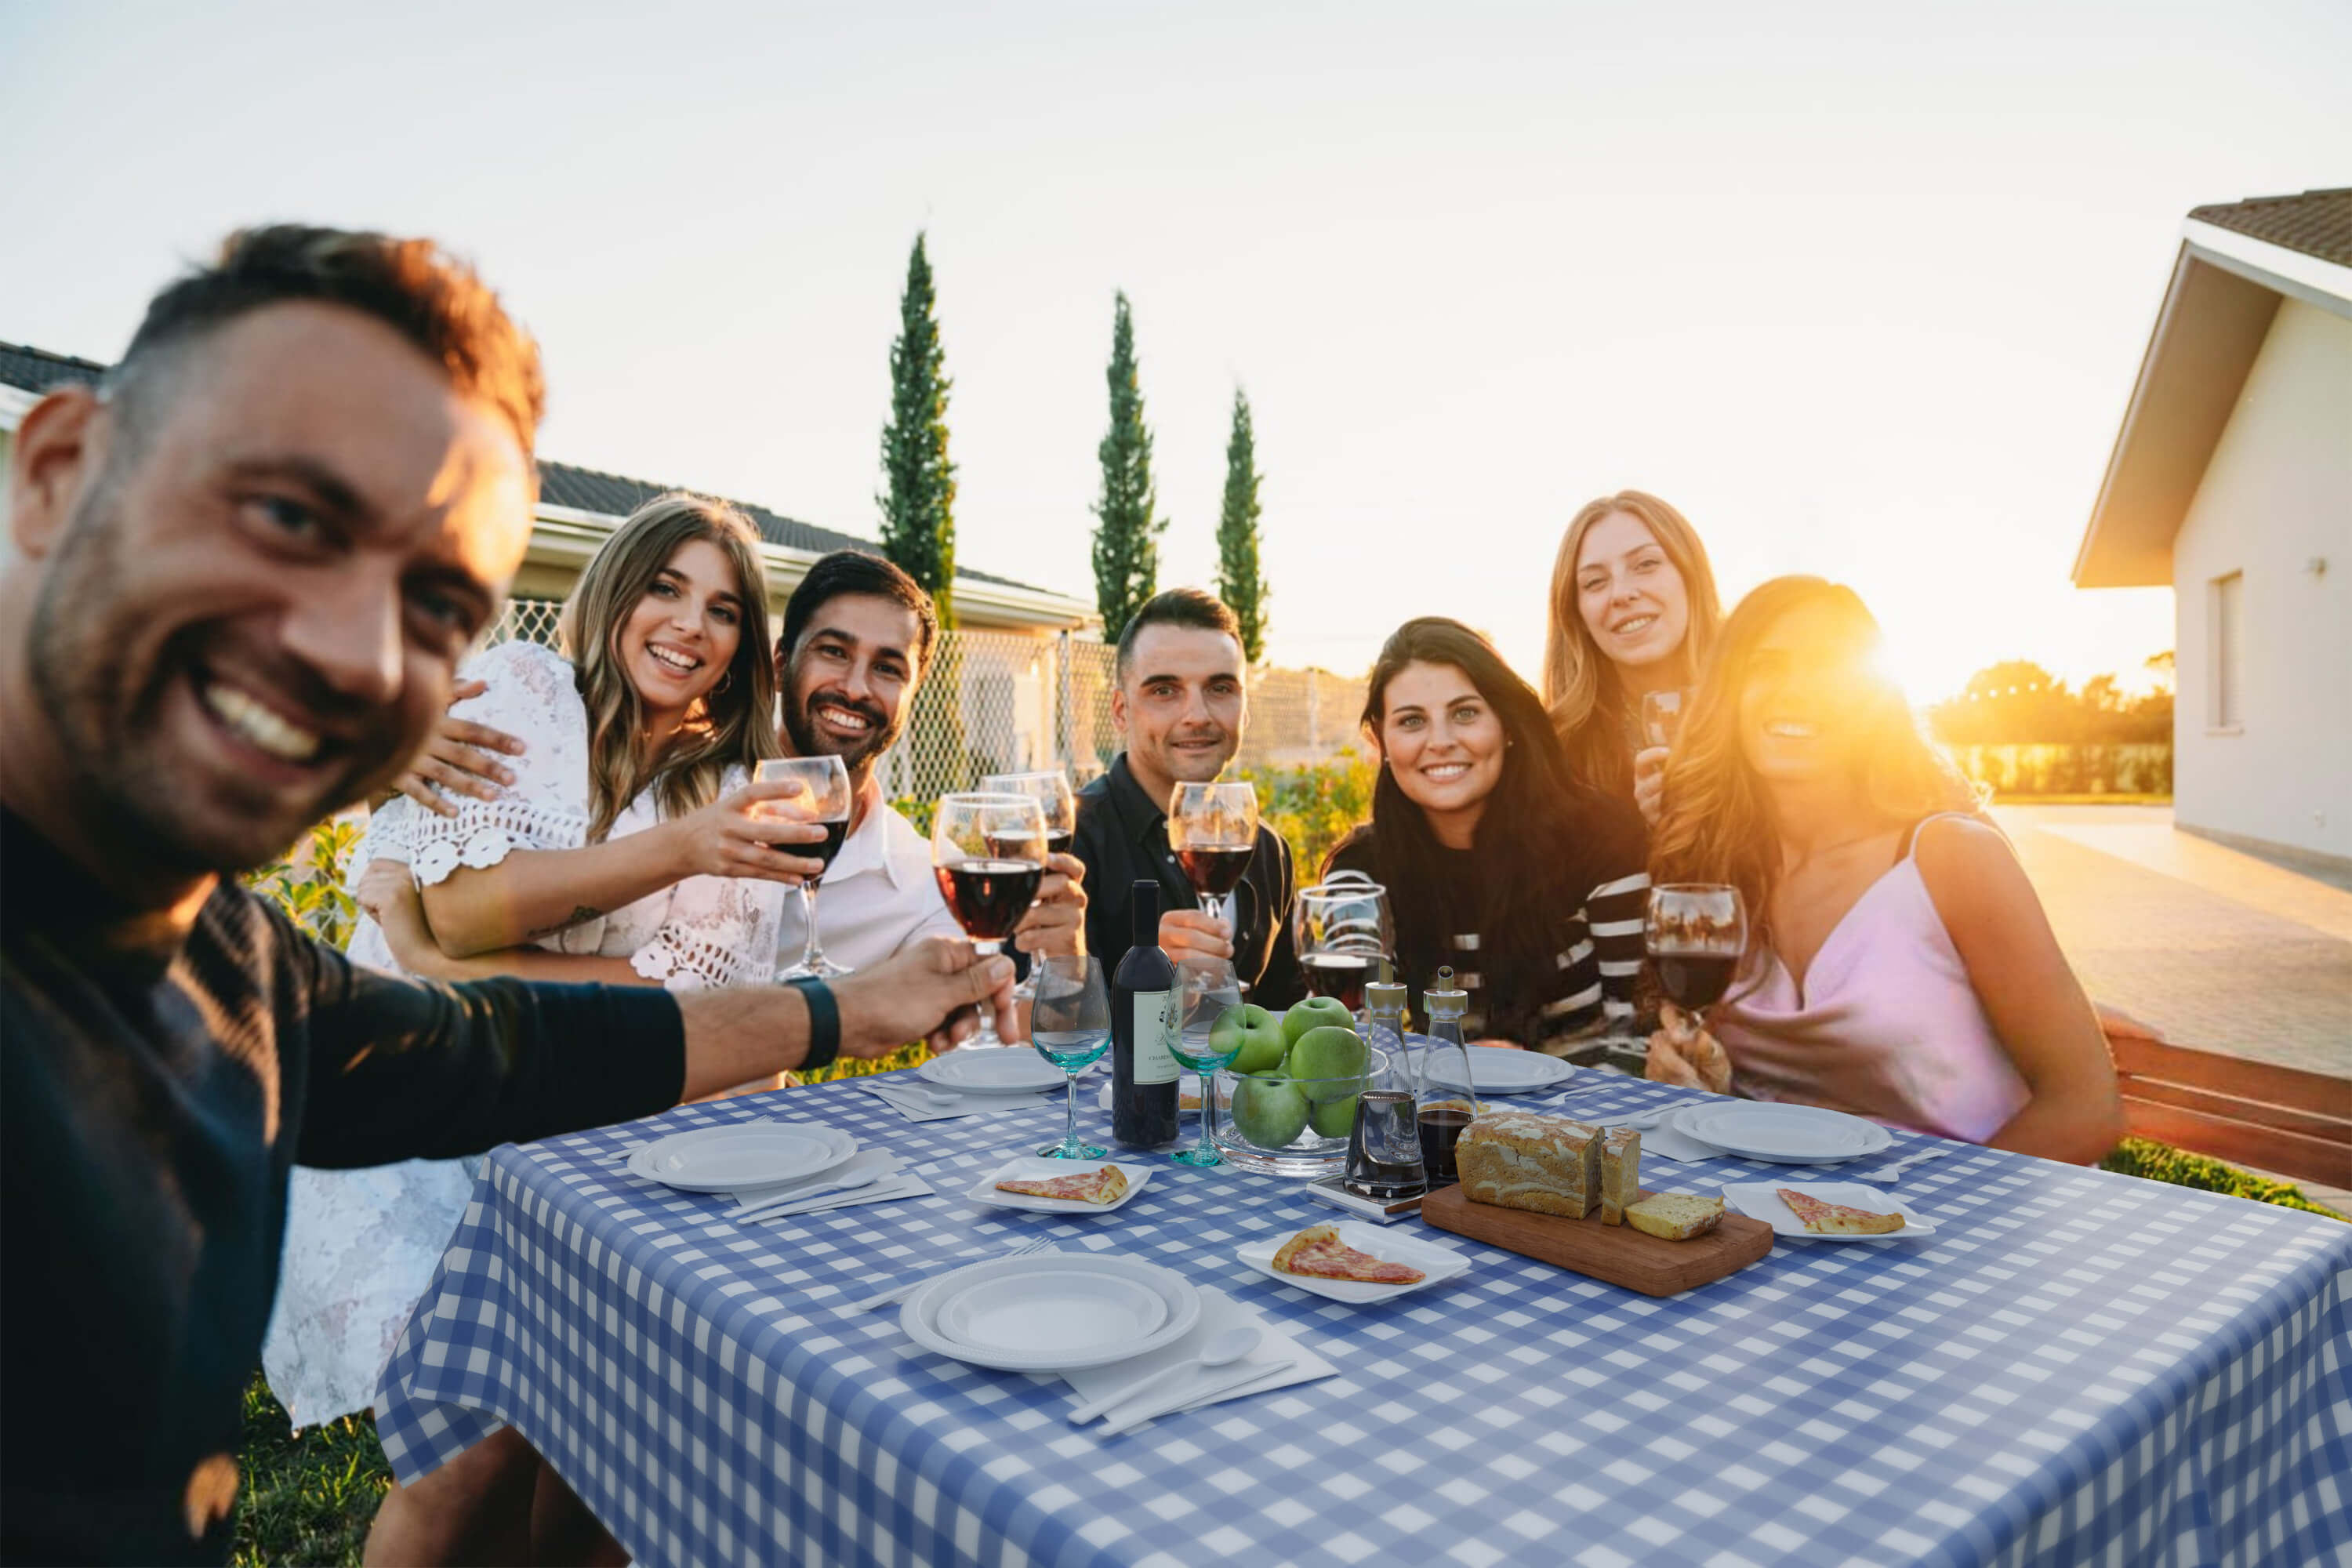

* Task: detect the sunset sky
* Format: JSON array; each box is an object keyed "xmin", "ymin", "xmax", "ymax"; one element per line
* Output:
[{"xmin": 5, "ymin": 2, "xmax": 2345, "ymax": 702}]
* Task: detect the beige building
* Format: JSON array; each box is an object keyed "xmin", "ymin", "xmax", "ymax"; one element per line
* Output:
[{"xmin": 2073, "ymin": 189, "xmax": 2352, "ymax": 873}]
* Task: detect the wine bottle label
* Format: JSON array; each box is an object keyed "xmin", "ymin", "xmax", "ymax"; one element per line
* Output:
[{"xmin": 1131, "ymin": 989, "xmax": 1180, "ymax": 1085}]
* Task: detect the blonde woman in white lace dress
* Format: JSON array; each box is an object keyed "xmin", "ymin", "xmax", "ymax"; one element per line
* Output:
[{"xmin": 263, "ymin": 495, "xmax": 818, "ymax": 1435}]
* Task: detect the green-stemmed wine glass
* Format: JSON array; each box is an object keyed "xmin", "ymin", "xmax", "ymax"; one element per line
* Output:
[
  {"xmin": 1166, "ymin": 960, "xmax": 1243, "ymax": 1167},
  {"xmin": 1031, "ymin": 955, "xmax": 1110, "ymax": 1159}
]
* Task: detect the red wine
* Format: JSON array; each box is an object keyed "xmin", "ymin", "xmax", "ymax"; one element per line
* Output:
[
  {"xmin": 1178, "ymin": 844, "xmax": 1254, "ymax": 897},
  {"xmin": 1112, "ymin": 880, "xmax": 1181, "ymax": 1149},
  {"xmin": 1418, "ymin": 1105, "xmax": 1472, "ymax": 1185},
  {"xmin": 1042, "ymin": 827, "xmax": 1073, "ymax": 855},
  {"xmin": 1301, "ymin": 952, "xmax": 1374, "ymax": 1013},
  {"xmin": 934, "ymin": 859, "xmax": 1043, "ymax": 942},
  {"xmin": 1655, "ymin": 952, "xmax": 1737, "ymax": 1011},
  {"xmin": 804, "ymin": 818, "xmax": 851, "ymax": 882}
]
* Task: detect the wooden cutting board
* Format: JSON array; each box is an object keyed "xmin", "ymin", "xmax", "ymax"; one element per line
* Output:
[{"xmin": 1420, "ymin": 1184, "xmax": 1772, "ymax": 1298}]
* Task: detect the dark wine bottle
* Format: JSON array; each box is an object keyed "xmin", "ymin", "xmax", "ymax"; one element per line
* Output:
[{"xmin": 1111, "ymin": 879, "xmax": 1181, "ymax": 1149}]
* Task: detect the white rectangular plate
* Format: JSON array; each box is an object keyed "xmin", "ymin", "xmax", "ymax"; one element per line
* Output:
[
  {"xmin": 1236, "ymin": 1221, "xmax": 1472, "ymax": 1302},
  {"xmin": 967, "ymin": 1157, "xmax": 1155, "ymax": 1214},
  {"xmin": 1723, "ymin": 1181, "xmax": 1939, "ymax": 1242}
]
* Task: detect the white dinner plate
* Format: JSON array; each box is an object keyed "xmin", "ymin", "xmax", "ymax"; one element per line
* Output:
[
  {"xmin": 934, "ymin": 1269, "xmax": 1169, "ymax": 1353},
  {"xmin": 1235, "ymin": 1221, "xmax": 1473, "ymax": 1304},
  {"xmin": 965, "ymin": 1157, "xmax": 1155, "ymax": 1215},
  {"xmin": 626, "ymin": 1123, "xmax": 857, "ymax": 1192},
  {"xmin": 1723, "ymin": 1182, "xmax": 1939, "ymax": 1242},
  {"xmin": 901, "ymin": 1252, "xmax": 1202, "ymax": 1371},
  {"xmin": 1420, "ymin": 1044, "xmax": 1576, "ymax": 1095},
  {"xmin": 1673, "ymin": 1102, "xmax": 1893, "ymax": 1163},
  {"xmin": 919, "ymin": 1050, "xmax": 1067, "ymax": 1094}
]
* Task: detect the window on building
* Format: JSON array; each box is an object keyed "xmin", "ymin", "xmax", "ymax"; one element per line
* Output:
[{"xmin": 2211, "ymin": 572, "xmax": 2243, "ymax": 730}]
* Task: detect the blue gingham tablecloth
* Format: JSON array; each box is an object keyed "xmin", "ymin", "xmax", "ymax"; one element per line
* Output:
[{"xmin": 375, "ymin": 1072, "xmax": 2352, "ymax": 1568}]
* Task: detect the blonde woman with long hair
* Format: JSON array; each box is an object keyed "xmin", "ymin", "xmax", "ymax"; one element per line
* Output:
[
  {"xmin": 1645, "ymin": 576, "xmax": 2123, "ymax": 1163},
  {"xmin": 1543, "ymin": 490, "xmax": 1725, "ymax": 822}
]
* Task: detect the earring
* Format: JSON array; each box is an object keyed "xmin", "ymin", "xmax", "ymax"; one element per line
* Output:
[{"xmin": 713, "ymin": 668, "xmax": 735, "ymax": 697}]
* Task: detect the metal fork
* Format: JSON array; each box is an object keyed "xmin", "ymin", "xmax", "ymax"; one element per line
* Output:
[{"xmin": 851, "ymin": 1237, "xmax": 1055, "ymax": 1312}]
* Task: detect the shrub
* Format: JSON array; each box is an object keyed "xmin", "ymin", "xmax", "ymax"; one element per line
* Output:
[
  {"xmin": 1243, "ymin": 750, "xmax": 1377, "ymax": 879},
  {"xmin": 2100, "ymin": 1138, "xmax": 2347, "ymax": 1221},
  {"xmin": 244, "ymin": 817, "xmax": 365, "ymax": 948}
]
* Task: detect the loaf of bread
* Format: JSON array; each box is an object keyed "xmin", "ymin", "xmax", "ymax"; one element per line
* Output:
[
  {"xmin": 1456, "ymin": 1112, "xmax": 1599, "ymax": 1219},
  {"xmin": 1624, "ymin": 1193, "xmax": 1725, "ymax": 1240},
  {"xmin": 1597, "ymin": 1127, "xmax": 1640, "ymax": 1225}
]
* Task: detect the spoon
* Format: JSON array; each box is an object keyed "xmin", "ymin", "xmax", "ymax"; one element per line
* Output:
[
  {"xmin": 728, "ymin": 1166, "xmax": 891, "ymax": 1221},
  {"xmin": 1068, "ymin": 1325, "xmax": 1262, "ymax": 1425}
]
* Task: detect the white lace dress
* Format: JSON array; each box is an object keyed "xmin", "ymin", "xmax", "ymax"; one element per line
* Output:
[{"xmin": 261, "ymin": 639, "xmax": 783, "ymax": 1428}]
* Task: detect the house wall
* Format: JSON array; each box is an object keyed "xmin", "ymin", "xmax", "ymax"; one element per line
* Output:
[{"xmin": 2172, "ymin": 296, "xmax": 2352, "ymax": 865}]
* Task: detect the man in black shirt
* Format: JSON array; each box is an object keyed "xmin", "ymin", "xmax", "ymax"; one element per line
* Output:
[
  {"xmin": 0, "ymin": 227, "xmax": 1013, "ymax": 1565},
  {"xmin": 1072, "ymin": 590, "xmax": 1301, "ymax": 1005}
]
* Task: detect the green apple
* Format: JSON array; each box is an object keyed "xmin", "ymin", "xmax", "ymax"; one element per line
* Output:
[
  {"xmin": 1309, "ymin": 1091, "xmax": 1361, "ymax": 1138},
  {"xmin": 1287, "ymin": 1025, "xmax": 1369, "ymax": 1100},
  {"xmin": 1280, "ymin": 996, "xmax": 1355, "ymax": 1050},
  {"xmin": 1210, "ymin": 1004, "xmax": 1287, "ymax": 1075},
  {"xmin": 1230, "ymin": 1073, "xmax": 1312, "ymax": 1149}
]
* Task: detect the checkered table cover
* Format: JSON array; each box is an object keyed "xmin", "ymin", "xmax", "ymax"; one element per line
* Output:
[{"xmin": 376, "ymin": 1073, "xmax": 2352, "ymax": 1568}]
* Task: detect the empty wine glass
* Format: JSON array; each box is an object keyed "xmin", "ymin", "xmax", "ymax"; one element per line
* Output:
[
  {"xmin": 1031, "ymin": 955, "xmax": 1111, "ymax": 1159},
  {"xmin": 1167, "ymin": 781, "xmax": 1258, "ymax": 930},
  {"xmin": 981, "ymin": 768, "xmax": 1078, "ymax": 1002},
  {"xmin": 757, "ymin": 756, "xmax": 855, "ymax": 980},
  {"xmin": 1640, "ymin": 688, "xmax": 1690, "ymax": 750},
  {"xmin": 931, "ymin": 793, "xmax": 1048, "ymax": 1047},
  {"xmin": 1292, "ymin": 878, "xmax": 1394, "ymax": 1018},
  {"xmin": 1644, "ymin": 884, "xmax": 1748, "ymax": 1026},
  {"xmin": 1166, "ymin": 961, "xmax": 1244, "ymax": 1167}
]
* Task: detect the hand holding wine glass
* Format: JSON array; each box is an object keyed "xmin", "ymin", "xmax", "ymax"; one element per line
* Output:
[
  {"xmin": 757, "ymin": 756, "xmax": 855, "ymax": 979},
  {"xmin": 1643, "ymin": 884, "xmax": 1746, "ymax": 1088},
  {"xmin": 981, "ymin": 770, "xmax": 1081, "ymax": 999},
  {"xmin": 931, "ymin": 793, "xmax": 1049, "ymax": 1047},
  {"xmin": 1167, "ymin": 782, "xmax": 1258, "ymax": 930}
]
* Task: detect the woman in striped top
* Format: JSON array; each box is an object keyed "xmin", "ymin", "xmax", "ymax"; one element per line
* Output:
[{"xmin": 1326, "ymin": 619, "xmax": 1649, "ymax": 1051}]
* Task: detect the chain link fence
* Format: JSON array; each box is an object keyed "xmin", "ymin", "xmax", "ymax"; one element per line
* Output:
[{"xmin": 481, "ymin": 601, "xmax": 1367, "ymax": 787}]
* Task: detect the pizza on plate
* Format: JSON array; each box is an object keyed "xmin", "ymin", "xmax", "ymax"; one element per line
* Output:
[
  {"xmin": 1270, "ymin": 1223, "xmax": 1427, "ymax": 1285},
  {"xmin": 1777, "ymin": 1187, "xmax": 1905, "ymax": 1235},
  {"xmin": 995, "ymin": 1166, "xmax": 1131, "ymax": 1205}
]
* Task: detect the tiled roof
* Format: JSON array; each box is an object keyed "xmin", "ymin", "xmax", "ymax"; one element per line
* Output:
[
  {"xmin": 2187, "ymin": 187, "xmax": 2352, "ymax": 268},
  {"xmin": 0, "ymin": 339, "xmax": 1053, "ymax": 597}
]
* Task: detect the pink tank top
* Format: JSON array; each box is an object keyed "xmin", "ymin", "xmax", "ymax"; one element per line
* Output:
[{"xmin": 1712, "ymin": 814, "xmax": 2030, "ymax": 1144}]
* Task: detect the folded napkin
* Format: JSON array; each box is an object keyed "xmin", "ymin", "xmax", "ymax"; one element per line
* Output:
[
  {"xmin": 728, "ymin": 1149, "xmax": 899, "ymax": 1210},
  {"xmin": 861, "ymin": 1080, "xmax": 1059, "ymax": 1123},
  {"xmin": 1061, "ymin": 1287, "xmax": 1334, "ymax": 1435},
  {"xmin": 743, "ymin": 1171, "xmax": 934, "ymax": 1223}
]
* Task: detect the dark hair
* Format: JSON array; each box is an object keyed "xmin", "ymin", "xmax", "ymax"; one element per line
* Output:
[
  {"xmin": 1113, "ymin": 588, "xmax": 1242, "ymax": 683},
  {"xmin": 1336, "ymin": 617, "xmax": 1638, "ymax": 1041},
  {"xmin": 779, "ymin": 550, "xmax": 940, "ymax": 673},
  {"xmin": 103, "ymin": 224, "xmax": 545, "ymax": 459}
]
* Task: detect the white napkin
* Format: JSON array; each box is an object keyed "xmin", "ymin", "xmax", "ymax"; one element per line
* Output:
[
  {"xmin": 744, "ymin": 1171, "xmax": 934, "ymax": 1223},
  {"xmin": 862, "ymin": 1080, "xmax": 1059, "ymax": 1123},
  {"xmin": 728, "ymin": 1149, "xmax": 899, "ymax": 1210},
  {"xmin": 1061, "ymin": 1287, "xmax": 1334, "ymax": 1433}
]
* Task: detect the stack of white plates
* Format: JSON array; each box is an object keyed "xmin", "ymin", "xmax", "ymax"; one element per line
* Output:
[
  {"xmin": 900, "ymin": 1252, "xmax": 1202, "ymax": 1371},
  {"xmin": 626, "ymin": 1122, "xmax": 859, "ymax": 1191},
  {"xmin": 1672, "ymin": 1102, "xmax": 1892, "ymax": 1164},
  {"xmin": 917, "ymin": 1051, "xmax": 1066, "ymax": 1095}
]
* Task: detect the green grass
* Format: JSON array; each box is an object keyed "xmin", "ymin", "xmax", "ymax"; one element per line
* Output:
[{"xmin": 233, "ymin": 1378, "xmax": 388, "ymax": 1567}]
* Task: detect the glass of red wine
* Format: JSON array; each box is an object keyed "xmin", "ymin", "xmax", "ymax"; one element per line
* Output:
[
  {"xmin": 1167, "ymin": 781, "xmax": 1258, "ymax": 931},
  {"xmin": 1292, "ymin": 877, "xmax": 1394, "ymax": 1017},
  {"xmin": 931, "ymin": 792, "xmax": 1049, "ymax": 1047},
  {"xmin": 757, "ymin": 756, "xmax": 855, "ymax": 981},
  {"xmin": 1644, "ymin": 884, "xmax": 1748, "ymax": 1025},
  {"xmin": 981, "ymin": 769, "xmax": 1078, "ymax": 1002}
]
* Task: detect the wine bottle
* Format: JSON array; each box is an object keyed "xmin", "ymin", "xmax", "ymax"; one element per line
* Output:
[{"xmin": 1111, "ymin": 880, "xmax": 1180, "ymax": 1149}]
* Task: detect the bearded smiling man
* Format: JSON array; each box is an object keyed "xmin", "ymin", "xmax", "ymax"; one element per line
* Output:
[{"xmin": 0, "ymin": 227, "xmax": 1015, "ymax": 1566}]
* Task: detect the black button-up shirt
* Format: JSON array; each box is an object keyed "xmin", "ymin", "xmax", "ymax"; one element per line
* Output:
[{"xmin": 1072, "ymin": 754, "xmax": 1302, "ymax": 1007}]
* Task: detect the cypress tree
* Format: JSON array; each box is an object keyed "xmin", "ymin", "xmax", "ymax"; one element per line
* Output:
[
  {"xmin": 877, "ymin": 232, "xmax": 957, "ymax": 627},
  {"xmin": 1091, "ymin": 292, "xmax": 1165, "ymax": 641},
  {"xmin": 1215, "ymin": 388, "xmax": 1269, "ymax": 663}
]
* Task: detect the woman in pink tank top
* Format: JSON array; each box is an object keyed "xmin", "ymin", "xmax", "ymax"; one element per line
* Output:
[{"xmin": 1642, "ymin": 578, "xmax": 2124, "ymax": 1163}]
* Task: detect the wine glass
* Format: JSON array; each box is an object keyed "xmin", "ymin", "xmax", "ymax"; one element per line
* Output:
[
  {"xmin": 1167, "ymin": 782, "xmax": 1258, "ymax": 930},
  {"xmin": 931, "ymin": 793, "xmax": 1048, "ymax": 1047},
  {"xmin": 1292, "ymin": 878, "xmax": 1394, "ymax": 1017},
  {"xmin": 1644, "ymin": 884, "xmax": 1748, "ymax": 1026},
  {"xmin": 1640, "ymin": 688, "xmax": 1690, "ymax": 750},
  {"xmin": 1166, "ymin": 961, "xmax": 1244, "ymax": 1167},
  {"xmin": 981, "ymin": 769, "xmax": 1078, "ymax": 1002},
  {"xmin": 1031, "ymin": 955, "xmax": 1111, "ymax": 1159},
  {"xmin": 757, "ymin": 756, "xmax": 855, "ymax": 980}
]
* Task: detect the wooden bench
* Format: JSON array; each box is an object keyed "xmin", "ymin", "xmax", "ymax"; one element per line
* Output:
[{"xmin": 2111, "ymin": 1037, "xmax": 2352, "ymax": 1189}]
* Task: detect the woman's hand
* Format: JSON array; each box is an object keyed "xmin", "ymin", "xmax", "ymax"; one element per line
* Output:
[
  {"xmin": 355, "ymin": 859, "xmax": 463, "ymax": 980},
  {"xmin": 1633, "ymin": 745, "xmax": 1670, "ymax": 826},
  {"xmin": 664, "ymin": 779, "xmax": 829, "ymax": 883},
  {"xmin": 1158, "ymin": 908, "xmax": 1234, "ymax": 965},
  {"xmin": 1011, "ymin": 853, "xmax": 1088, "ymax": 958},
  {"xmin": 390, "ymin": 680, "xmax": 526, "ymax": 817},
  {"xmin": 1645, "ymin": 1002, "xmax": 1731, "ymax": 1092}
]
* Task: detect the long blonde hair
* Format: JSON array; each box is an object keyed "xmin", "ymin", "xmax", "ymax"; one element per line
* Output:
[
  {"xmin": 558, "ymin": 494, "xmax": 780, "ymax": 840},
  {"xmin": 1650, "ymin": 575, "xmax": 1980, "ymax": 927},
  {"xmin": 1541, "ymin": 490, "xmax": 1724, "ymax": 798}
]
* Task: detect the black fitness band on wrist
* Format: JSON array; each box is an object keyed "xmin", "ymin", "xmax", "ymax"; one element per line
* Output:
[{"xmin": 786, "ymin": 977, "xmax": 840, "ymax": 1073}]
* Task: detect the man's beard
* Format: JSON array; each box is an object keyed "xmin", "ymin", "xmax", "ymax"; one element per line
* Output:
[{"xmin": 782, "ymin": 687, "xmax": 901, "ymax": 779}]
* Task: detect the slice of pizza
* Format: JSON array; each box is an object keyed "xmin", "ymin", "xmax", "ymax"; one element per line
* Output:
[
  {"xmin": 1777, "ymin": 1187, "xmax": 1905, "ymax": 1235},
  {"xmin": 995, "ymin": 1165, "xmax": 1131, "ymax": 1205},
  {"xmin": 1269, "ymin": 1223, "xmax": 1427, "ymax": 1285}
]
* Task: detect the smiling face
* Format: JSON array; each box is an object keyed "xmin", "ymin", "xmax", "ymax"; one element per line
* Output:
[
  {"xmin": 1111, "ymin": 622, "xmax": 1246, "ymax": 808},
  {"xmin": 616, "ymin": 538, "xmax": 744, "ymax": 733},
  {"xmin": 5, "ymin": 303, "xmax": 532, "ymax": 880},
  {"xmin": 779, "ymin": 592, "xmax": 919, "ymax": 782},
  {"xmin": 1375, "ymin": 660, "xmax": 1505, "ymax": 841},
  {"xmin": 1734, "ymin": 597, "xmax": 1884, "ymax": 785},
  {"xmin": 1574, "ymin": 509, "xmax": 1691, "ymax": 671}
]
